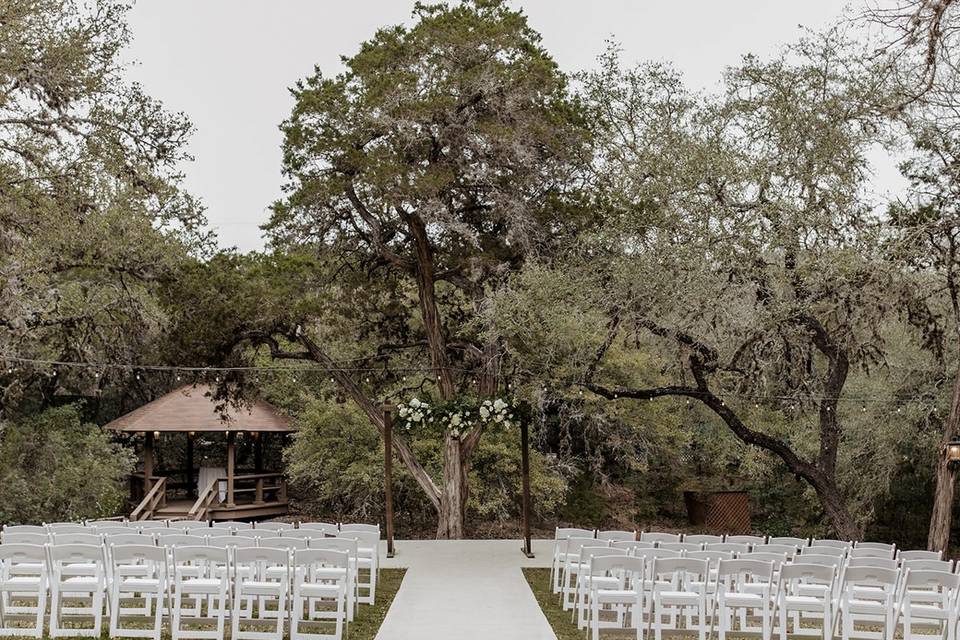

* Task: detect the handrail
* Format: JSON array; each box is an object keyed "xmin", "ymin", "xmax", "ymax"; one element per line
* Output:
[
  {"xmin": 187, "ymin": 476, "xmax": 222, "ymax": 521},
  {"xmin": 130, "ymin": 476, "xmax": 167, "ymax": 521}
]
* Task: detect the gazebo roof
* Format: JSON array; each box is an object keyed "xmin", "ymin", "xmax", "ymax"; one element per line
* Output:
[{"xmin": 104, "ymin": 384, "xmax": 293, "ymax": 433}]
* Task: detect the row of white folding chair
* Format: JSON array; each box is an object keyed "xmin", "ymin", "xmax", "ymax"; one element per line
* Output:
[{"xmin": 0, "ymin": 543, "xmax": 353, "ymax": 640}]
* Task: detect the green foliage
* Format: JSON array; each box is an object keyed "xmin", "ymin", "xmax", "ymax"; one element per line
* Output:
[
  {"xmin": 283, "ymin": 398, "xmax": 568, "ymax": 531},
  {"xmin": 0, "ymin": 405, "xmax": 135, "ymax": 524}
]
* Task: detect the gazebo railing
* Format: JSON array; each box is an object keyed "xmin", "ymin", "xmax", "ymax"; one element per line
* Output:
[
  {"xmin": 186, "ymin": 472, "xmax": 287, "ymax": 521},
  {"xmin": 130, "ymin": 476, "xmax": 168, "ymax": 521},
  {"xmin": 188, "ymin": 476, "xmax": 221, "ymax": 521}
]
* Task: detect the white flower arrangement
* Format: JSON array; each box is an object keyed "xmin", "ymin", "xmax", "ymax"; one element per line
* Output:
[{"xmin": 396, "ymin": 396, "xmax": 516, "ymax": 438}]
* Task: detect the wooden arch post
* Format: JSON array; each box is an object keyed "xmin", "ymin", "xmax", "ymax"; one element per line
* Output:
[
  {"xmin": 519, "ymin": 401, "xmax": 534, "ymax": 558},
  {"xmin": 382, "ymin": 404, "xmax": 396, "ymax": 558}
]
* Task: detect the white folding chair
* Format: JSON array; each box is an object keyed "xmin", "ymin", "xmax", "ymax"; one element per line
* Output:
[
  {"xmin": 551, "ymin": 527, "xmax": 595, "ymax": 593},
  {"xmin": 588, "ymin": 555, "xmax": 645, "ymax": 640},
  {"xmin": 170, "ymin": 546, "xmax": 229, "ymax": 640},
  {"xmin": 760, "ymin": 544, "xmax": 799, "ymax": 558},
  {"xmin": 51, "ymin": 532, "xmax": 102, "ymax": 546},
  {"xmin": 902, "ymin": 558, "xmax": 954, "ymax": 573},
  {"xmin": 855, "ymin": 542, "xmax": 895, "ymax": 553},
  {"xmin": 835, "ymin": 565, "xmax": 899, "ymax": 640},
  {"xmin": 559, "ymin": 537, "xmax": 605, "ymax": 610},
  {"xmin": 48, "ymin": 543, "xmax": 108, "ymax": 637},
  {"xmin": 897, "ymin": 569, "xmax": 960, "ymax": 640},
  {"xmin": 726, "ymin": 535, "xmax": 767, "ymax": 546},
  {"xmin": 338, "ymin": 524, "xmax": 379, "ymax": 534},
  {"xmin": 291, "ymin": 549, "xmax": 349, "ymax": 640},
  {"xmin": 684, "ymin": 535, "xmax": 724, "ymax": 545},
  {"xmin": 231, "ymin": 547, "xmax": 288, "ymax": 640},
  {"xmin": 598, "ymin": 530, "xmax": 637, "ymax": 542},
  {"xmin": 0, "ymin": 543, "xmax": 48, "ymax": 638},
  {"xmin": 848, "ymin": 557, "xmax": 898, "ymax": 570},
  {"xmin": 776, "ymin": 562, "xmax": 836, "ymax": 640},
  {"xmin": 649, "ymin": 557, "xmax": 710, "ymax": 640},
  {"xmin": 158, "ymin": 534, "xmax": 207, "ymax": 548},
  {"xmin": 715, "ymin": 558, "xmax": 775, "ymax": 640},
  {"xmin": 575, "ymin": 546, "xmax": 627, "ymax": 627},
  {"xmin": 704, "ymin": 542, "xmax": 750, "ymax": 555},
  {"xmin": 108, "ymin": 544, "xmax": 169, "ymax": 640},
  {"xmin": 309, "ymin": 538, "xmax": 358, "ymax": 622},
  {"xmin": 659, "ymin": 542, "xmax": 703, "ymax": 553},
  {"xmin": 341, "ymin": 530, "xmax": 378, "ymax": 605},
  {"xmin": 46, "ymin": 524, "xmax": 88, "ymax": 535},
  {"xmin": 298, "ymin": 523, "xmax": 339, "ymax": 535}
]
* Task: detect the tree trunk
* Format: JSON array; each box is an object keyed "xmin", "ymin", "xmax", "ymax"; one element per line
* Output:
[
  {"xmin": 436, "ymin": 434, "xmax": 467, "ymax": 539},
  {"xmin": 927, "ymin": 365, "xmax": 960, "ymax": 551},
  {"xmin": 809, "ymin": 473, "xmax": 861, "ymax": 540}
]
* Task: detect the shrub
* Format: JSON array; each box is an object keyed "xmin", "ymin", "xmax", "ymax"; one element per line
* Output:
[{"xmin": 0, "ymin": 405, "xmax": 135, "ymax": 524}]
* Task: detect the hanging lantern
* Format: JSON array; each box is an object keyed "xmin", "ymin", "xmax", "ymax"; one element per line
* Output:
[{"xmin": 947, "ymin": 436, "xmax": 960, "ymax": 471}]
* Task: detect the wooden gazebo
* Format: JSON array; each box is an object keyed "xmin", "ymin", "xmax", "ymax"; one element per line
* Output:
[{"xmin": 105, "ymin": 384, "xmax": 293, "ymax": 522}]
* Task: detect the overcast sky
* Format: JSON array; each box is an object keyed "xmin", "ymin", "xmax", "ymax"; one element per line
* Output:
[{"xmin": 125, "ymin": 0, "xmax": 886, "ymax": 252}]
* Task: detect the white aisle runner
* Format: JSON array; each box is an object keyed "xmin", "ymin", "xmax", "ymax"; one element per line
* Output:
[{"xmin": 376, "ymin": 539, "xmax": 556, "ymax": 640}]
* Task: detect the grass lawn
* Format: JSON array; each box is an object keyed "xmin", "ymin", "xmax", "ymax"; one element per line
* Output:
[
  {"xmin": 0, "ymin": 568, "xmax": 406, "ymax": 640},
  {"xmin": 523, "ymin": 567, "xmax": 587, "ymax": 640}
]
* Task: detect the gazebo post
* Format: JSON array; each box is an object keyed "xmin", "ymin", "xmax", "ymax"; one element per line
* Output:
[
  {"xmin": 186, "ymin": 432, "xmax": 195, "ymax": 497},
  {"xmin": 254, "ymin": 432, "xmax": 263, "ymax": 472},
  {"xmin": 143, "ymin": 431, "xmax": 155, "ymax": 493},
  {"xmin": 226, "ymin": 431, "xmax": 236, "ymax": 508}
]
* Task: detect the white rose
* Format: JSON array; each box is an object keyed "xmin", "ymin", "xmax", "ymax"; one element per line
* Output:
[
  {"xmin": 399, "ymin": 407, "xmax": 409, "ymax": 417},
  {"xmin": 451, "ymin": 414, "xmax": 461, "ymax": 426},
  {"xmin": 410, "ymin": 398, "xmax": 421, "ymax": 408},
  {"xmin": 413, "ymin": 411, "xmax": 423, "ymax": 421},
  {"xmin": 493, "ymin": 398, "xmax": 507, "ymax": 411},
  {"xmin": 494, "ymin": 414, "xmax": 503, "ymax": 422},
  {"xmin": 483, "ymin": 400, "xmax": 493, "ymax": 407}
]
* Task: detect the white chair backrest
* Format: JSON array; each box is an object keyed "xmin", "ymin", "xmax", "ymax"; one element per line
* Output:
[
  {"xmin": 3, "ymin": 524, "xmax": 48, "ymax": 536},
  {"xmin": 233, "ymin": 530, "xmax": 261, "ymax": 539},
  {"xmin": 781, "ymin": 562, "xmax": 836, "ymax": 593},
  {"xmin": 565, "ymin": 536, "xmax": 602, "ymax": 555},
  {"xmin": 597, "ymin": 530, "xmax": 636, "ymax": 542},
  {"xmin": 293, "ymin": 548, "xmax": 349, "ymax": 573},
  {"xmin": 110, "ymin": 543, "xmax": 167, "ymax": 567},
  {"xmin": 901, "ymin": 558, "xmax": 954, "ymax": 573},
  {"xmin": 177, "ymin": 521, "xmax": 211, "ymax": 530},
  {"xmin": 651, "ymin": 557, "xmax": 709, "ymax": 587},
  {"xmin": 687, "ymin": 550, "xmax": 734, "ymax": 566},
  {"xmin": 739, "ymin": 551, "xmax": 789, "ymax": 569},
  {"xmin": 847, "ymin": 556, "xmax": 898, "ymax": 570},
  {"xmin": 640, "ymin": 531, "xmax": 680, "ymax": 544},
  {"xmin": 208, "ymin": 535, "xmax": 257, "ymax": 548},
  {"xmin": 902, "ymin": 569, "xmax": 960, "ymax": 598},
  {"xmin": 309, "ymin": 537, "xmax": 359, "ymax": 557},
  {"xmin": 811, "ymin": 539, "xmax": 851, "ymax": 549},
  {"xmin": 104, "ymin": 533, "xmax": 156, "ymax": 546},
  {"xmin": 556, "ymin": 527, "xmax": 595, "ymax": 540},
  {"xmin": 234, "ymin": 546, "xmax": 288, "ymax": 577},
  {"xmin": 48, "ymin": 543, "xmax": 105, "ymax": 575},
  {"xmin": 725, "ymin": 535, "xmax": 766, "ymax": 545},
  {"xmin": 683, "ymin": 534, "xmax": 724, "ymax": 544},
  {"xmin": 1, "ymin": 532, "xmax": 48, "ymax": 545},
  {"xmin": 899, "ymin": 550, "xmax": 943, "ymax": 562},
  {"xmin": 611, "ymin": 540, "xmax": 654, "ymax": 552},
  {"xmin": 768, "ymin": 536, "xmax": 809, "ymax": 547},
  {"xmin": 0, "ymin": 543, "xmax": 47, "ymax": 565},
  {"xmin": 635, "ymin": 548, "xmax": 683, "ymax": 562},
  {"xmin": 855, "ymin": 541, "xmax": 895, "ymax": 552},
  {"xmin": 578, "ymin": 546, "xmax": 625, "ymax": 568},
  {"xmin": 850, "ymin": 547, "xmax": 895, "ymax": 560},
  {"xmin": 254, "ymin": 522, "xmax": 292, "ymax": 531},
  {"xmin": 47, "ymin": 524, "xmax": 88, "ymax": 534},
  {"xmin": 51, "ymin": 532, "xmax": 101, "ymax": 545},
  {"xmin": 172, "ymin": 545, "xmax": 227, "ymax": 576},
  {"xmin": 839, "ymin": 565, "xmax": 899, "ymax": 597},
  {"xmin": 158, "ymin": 533, "xmax": 207, "ymax": 547},
  {"xmin": 795, "ymin": 553, "xmax": 844, "ymax": 569},
  {"xmin": 704, "ymin": 542, "xmax": 750, "ymax": 554},
  {"xmin": 299, "ymin": 522, "xmax": 339, "ymax": 532},
  {"xmin": 590, "ymin": 554, "xmax": 644, "ymax": 578},
  {"xmin": 761, "ymin": 544, "xmax": 798, "ymax": 557},
  {"xmin": 94, "ymin": 527, "xmax": 131, "ymax": 537},
  {"xmin": 659, "ymin": 542, "xmax": 703, "ymax": 553},
  {"xmin": 716, "ymin": 558, "xmax": 774, "ymax": 591},
  {"xmin": 258, "ymin": 537, "xmax": 307, "ymax": 551},
  {"xmin": 136, "ymin": 521, "xmax": 169, "ymax": 532},
  {"xmin": 279, "ymin": 529, "xmax": 315, "ymax": 539},
  {"xmin": 339, "ymin": 523, "xmax": 380, "ymax": 534},
  {"xmin": 803, "ymin": 545, "xmax": 847, "ymax": 557},
  {"xmin": 212, "ymin": 520, "xmax": 251, "ymax": 530}
]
